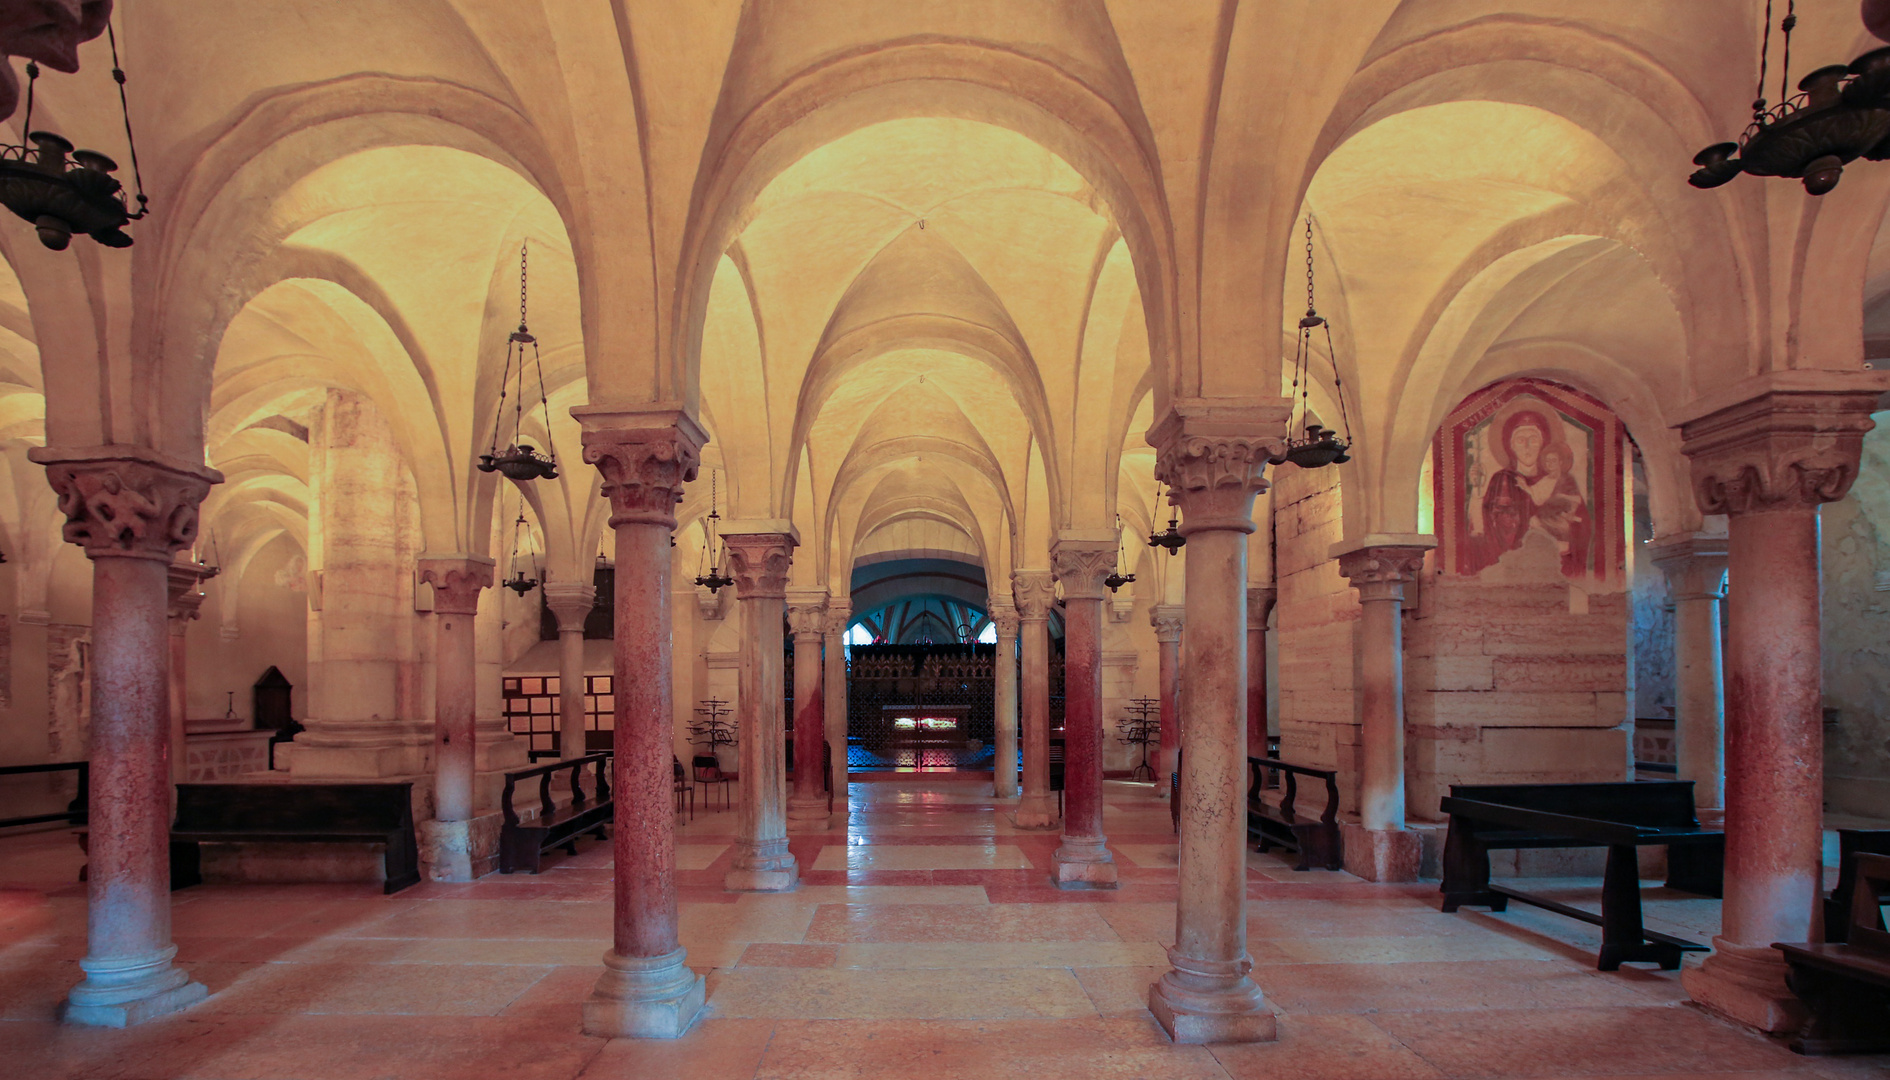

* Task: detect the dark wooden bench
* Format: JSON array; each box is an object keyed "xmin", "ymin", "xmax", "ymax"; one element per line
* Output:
[
  {"xmin": 1049, "ymin": 737, "xmax": 1066, "ymax": 816},
  {"xmin": 1777, "ymin": 851, "xmax": 1890, "ymax": 1055},
  {"xmin": 1245, "ymin": 756, "xmax": 1342, "ymax": 871},
  {"xmin": 1825, "ymin": 830, "xmax": 1890, "ymax": 944},
  {"xmin": 1439, "ymin": 780, "xmax": 1723, "ymax": 970},
  {"xmin": 500, "ymin": 753, "xmax": 611, "ymax": 874},
  {"xmin": 170, "ymin": 782, "xmax": 419, "ymax": 895},
  {"xmin": 0, "ymin": 760, "xmax": 86, "ymax": 829}
]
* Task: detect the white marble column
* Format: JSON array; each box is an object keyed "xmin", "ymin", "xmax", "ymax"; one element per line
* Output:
[
  {"xmin": 1146, "ymin": 399, "xmax": 1285, "ymax": 1045},
  {"xmin": 1676, "ymin": 375, "xmax": 1883, "ymax": 1034},
  {"xmin": 542, "ymin": 581, "xmax": 597, "ymax": 760},
  {"xmin": 418, "ymin": 555, "xmax": 494, "ymax": 879},
  {"xmin": 990, "ymin": 600, "xmax": 1021, "ymax": 798},
  {"xmin": 1650, "ymin": 535, "xmax": 1728, "ymax": 823},
  {"xmin": 1150, "ymin": 605, "xmax": 1183, "ymax": 786},
  {"xmin": 823, "ymin": 600, "xmax": 851, "ymax": 815},
  {"xmin": 721, "ymin": 524, "xmax": 800, "ymax": 891},
  {"xmin": 576, "ymin": 410, "xmax": 707, "ymax": 1038},
  {"xmin": 34, "ymin": 446, "xmax": 220, "ymax": 1027},
  {"xmin": 1012, "ymin": 569, "xmax": 1058, "ymax": 828},
  {"xmin": 1334, "ymin": 537, "xmax": 1432, "ymax": 882},
  {"xmin": 786, "ymin": 589, "xmax": 829, "ymax": 832}
]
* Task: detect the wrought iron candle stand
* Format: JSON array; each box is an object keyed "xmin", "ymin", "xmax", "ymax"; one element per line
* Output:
[{"xmin": 1116, "ymin": 697, "xmax": 1161, "ymax": 782}]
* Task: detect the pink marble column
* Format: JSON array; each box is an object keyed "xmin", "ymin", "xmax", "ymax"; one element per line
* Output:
[
  {"xmin": 1676, "ymin": 377, "xmax": 1881, "ymax": 1034},
  {"xmin": 1650, "ymin": 535, "xmax": 1728, "ymax": 823},
  {"xmin": 33, "ymin": 447, "xmax": 219, "ymax": 1027},
  {"xmin": 1335, "ymin": 538, "xmax": 1432, "ymax": 882},
  {"xmin": 1011, "ymin": 569, "xmax": 1058, "ymax": 828},
  {"xmin": 418, "ymin": 557, "xmax": 493, "ymax": 836},
  {"xmin": 823, "ymin": 601, "xmax": 851, "ymax": 814},
  {"xmin": 990, "ymin": 601, "xmax": 1021, "ymax": 798},
  {"xmin": 165, "ymin": 561, "xmax": 214, "ymax": 784},
  {"xmin": 542, "ymin": 581, "xmax": 597, "ymax": 760},
  {"xmin": 1150, "ymin": 605, "xmax": 1183, "ymax": 785},
  {"xmin": 1244, "ymin": 587, "xmax": 1274, "ymax": 760},
  {"xmin": 576, "ymin": 410, "xmax": 707, "ymax": 1038},
  {"xmin": 721, "ymin": 525, "xmax": 799, "ymax": 891},
  {"xmin": 1052, "ymin": 535, "xmax": 1119, "ymax": 888},
  {"xmin": 786, "ymin": 590, "xmax": 828, "ymax": 832},
  {"xmin": 1146, "ymin": 400, "xmax": 1285, "ymax": 1045}
]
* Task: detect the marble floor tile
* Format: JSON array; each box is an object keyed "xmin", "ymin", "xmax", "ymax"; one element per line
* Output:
[
  {"xmin": 1210, "ymin": 1012, "xmax": 1447, "ymax": 1079},
  {"xmin": 707, "ymin": 966, "xmax": 1097, "ymax": 1019},
  {"xmin": 738, "ymin": 943, "xmax": 840, "ymax": 967},
  {"xmin": 1257, "ymin": 958, "xmax": 1670, "ymax": 1015},
  {"xmin": 577, "ymin": 1017, "xmax": 774, "ymax": 1080},
  {"xmin": 1368, "ymin": 1005, "xmax": 1808, "ymax": 1077},
  {"xmin": 804, "ymin": 903, "xmax": 1121, "ymax": 943},
  {"xmin": 810, "ymin": 843, "xmax": 1031, "ymax": 871},
  {"xmin": 773, "ymin": 885, "xmax": 988, "ymax": 905},
  {"xmin": 1113, "ymin": 843, "xmax": 1179, "ymax": 868},
  {"xmin": 680, "ymin": 898, "xmax": 819, "ymax": 944},
  {"xmin": 834, "ymin": 940, "xmax": 1168, "ymax": 969},
  {"xmin": 752, "ymin": 1017, "xmax": 1233, "ymax": 1080},
  {"xmin": 193, "ymin": 960, "xmax": 554, "ymax": 1016}
]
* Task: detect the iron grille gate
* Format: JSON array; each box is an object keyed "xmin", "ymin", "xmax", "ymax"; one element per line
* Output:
[{"xmin": 846, "ymin": 644, "xmax": 997, "ymax": 770}]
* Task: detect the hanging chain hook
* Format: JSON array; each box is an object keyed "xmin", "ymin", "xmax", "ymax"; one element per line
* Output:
[{"xmin": 106, "ymin": 23, "xmax": 148, "ymax": 219}]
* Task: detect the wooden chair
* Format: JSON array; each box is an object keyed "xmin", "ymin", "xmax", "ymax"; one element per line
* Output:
[
  {"xmin": 672, "ymin": 756, "xmax": 694, "ymax": 821},
  {"xmin": 693, "ymin": 754, "xmax": 733, "ymax": 810}
]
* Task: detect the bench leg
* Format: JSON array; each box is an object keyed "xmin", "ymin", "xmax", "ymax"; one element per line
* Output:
[
  {"xmin": 1439, "ymin": 826, "xmax": 1502, "ymax": 912},
  {"xmin": 1784, "ymin": 963, "xmax": 1890, "ymax": 1055},
  {"xmin": 1597, "ymin": 844, "xmax": 1679, "ymax": 971}
]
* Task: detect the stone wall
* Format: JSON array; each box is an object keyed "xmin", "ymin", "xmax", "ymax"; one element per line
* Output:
[
  {"xmin": 1820, "ymin": 424, "xmax": 1890, "ymax": 818},
  {"xmin": 1271, "ymin": 462, "xmax": 1362, "ymax": 812}
]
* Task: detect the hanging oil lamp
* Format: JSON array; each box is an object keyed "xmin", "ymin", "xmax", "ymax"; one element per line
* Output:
[
  {"xmin": 1283, "ymin": 213, "xmax": 1353, "ymax": 470},
  {"xmin": 693, "ymin": 470, "xmax": 735, "ymax": 594},
  {"xmin": 1691, "ymin": 1, "xmax": 1890, "ymax": 196},
  {"xmin": 1105, "ymin": 514, "xmax": 1136, "ymax": 592},
  {"xmin": 0, "ymin": 26, "xmax": 147, "ymax": 249},
  {"xmin": 1147, "ymin": 480, "xmax": 1185, "ymax": 554},
  {"xmin": 478, "ymin": 242, "xmax": 559, "ymax": 482},
  {"xmin": 502, "ymin": 504, "xmax": 540, "ymax": 596}
]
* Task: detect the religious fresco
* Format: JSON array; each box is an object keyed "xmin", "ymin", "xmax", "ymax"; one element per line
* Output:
[{"xmin": 1433, "ymin": 378, "xmax": 1627, "ymax": 585}]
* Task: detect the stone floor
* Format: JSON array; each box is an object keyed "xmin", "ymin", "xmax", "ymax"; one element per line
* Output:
[{"xmin": 1, "ymin": 778, "xmax": 1885, "ymax": 1079}]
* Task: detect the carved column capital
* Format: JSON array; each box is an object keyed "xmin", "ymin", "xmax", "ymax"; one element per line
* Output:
[
  {"xmin": 1149, "ymin": 603, "xmax": 1184, "ymax": 644},
  {"xmin": 1148, "ymin": 398, "xmax": 1290, "ymax": 535},
  {"xmin": 1051, "ymin": 535, "xmax": 1117, "ymax": 601},
  {"xmin": 823, "ymin": 602, "xmax": 852, "ymax": 638},
  {"xmin": 1336, "ymin": 541, "xmax": 1432, "ymax": 604},
  {"xmin": 574, "ymin": 407, "xmax": 707, "ymax": 529},
  {"xmin": 418, "ymin": 555, "xmax": 494, "ymax": 615},
  {"xmin": 722, "ymin": 531, "xmax": 796, "ymax": 600},
  {"xmin": 786, "ymin": 588, "xmax": 828, "ymax": 641},
  {"xmin": 1011, "ymin": 569, "xmax": 1056, "ymax": 621},
  {"xmin": 31, "ymin": 446, "xmax": 222, "ymax": 562},
  {"xmin": 988, "ymin": 600, "xmax": 1020, "ymax": 639},
  {"xmin": 541, "ymin": 581, "xmax": 597, "ymax": 632},
  {"xmin": 1677, "ymin": 378, "xmax": 1885, "ymax": 516},
  {"xmin": 1649, "ymin": 534, "xmax": 1729, "ymax": 600},
  {"xmin": 1245, "ymin": 586, "xmax": 1277, "ymax": 630}
]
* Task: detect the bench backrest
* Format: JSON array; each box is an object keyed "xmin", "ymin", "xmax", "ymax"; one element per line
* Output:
[
  {"xmin": 501, "ymin": 752, "xmax": 611, "ymax": 826},
  {"xmin": 1848, "ymin": 852, "xmax": 1890, "ymax": 956},
  {"xmin": 1447, "ymin": 781, "xmax": 1699, "ymax": 828},
  {"xmin": 175, "ymin": 782, "xmax": 414, "ymax": 834}
]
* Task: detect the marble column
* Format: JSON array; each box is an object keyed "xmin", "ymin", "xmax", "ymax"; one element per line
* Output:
[
  {"xmin": 823, "ymin": 601, "xmax": 851, "ymax": 815},
  {"xmin": 1245, "ymin": 587, "xmax": 1275, "ymax": 760},
  {"xmin": 418, "ymin": 556, "xmax": 493, "ymax": 872},
  {"xmin": 1011, "ymin": 569, "xmax": 1058, "ymax": 828},
  {"xmin": 786, "ymin": 589, "xmax": 829, "ymax": 832},
  {"xmin": 721, "ymin": 523, "xmax": 800, "ymax": 891},
  {"xmin": 1334, "ymin": 537, "xmax": 1433, "ymax": 883},
  {"xmin": 1650, "ymin": 535, "xmax": 1729, "ymax": 823},
  {"xmin": 1676, "ymin": 376, "xmax": 1882, "ymax": 1034},
  {"xmin": 1150, "ymin": 605, "xmax": 1183, "ymax": 786},
  {"xmin": 33, "ymin": 446, "xmax": 219, "ymax": 1026},
  {"xmin": 542, "ymin": 581, "xmax": 597, "ymax": 760},
  {"xmin": 576, "ymin": 408, "xmax": 707, "ymax": 1038},
  {"xmin": 1146, "ymin": 399, "xmax": 1286, "ymax": 1045},
  {"xmin": 1052, "ymin": 534, "xmax": 1120, "ymax": 888},
  {"xmin": 165, "ymin": 560, "xmax": 214, "ymax": 784},
  {"xmin": 990, "ymin": 601, "xmax": 1021, "ymax": 798}
]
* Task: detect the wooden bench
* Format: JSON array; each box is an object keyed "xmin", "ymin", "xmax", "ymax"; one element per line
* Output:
[
  {"xmin": 0, "ymin": 760, "xmax": 86, "ymax": 830},
  {"xmin": 1245, "ymin": 756, "xmax": 1342, "ymax": 871},
  {"xmin": 500, "ymin": 753, "xmax": 611, "ymax": 874},
  {"xmin": 1777, "ymin": 851, "xmax": 1890, "ymax": 1055},
  {"xmin": 170, "ymin": 782, "xmax": 419, "ymax": 895},
  {"xmin": 1439, "ymin": 781, "xmax": 1723, "ymax": 970},
  {"xmin": 1172, "ymin": 737, "xmax": 1279, "ymax": 833},
  {"xmin": 1825, "ymin": 829, "xmax": 1890, "ymax": 943}
]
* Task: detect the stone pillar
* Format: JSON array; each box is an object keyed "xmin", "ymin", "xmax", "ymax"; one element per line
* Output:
[
  {"xmin": 823, "ymin": 601, "xmax": 851, "ymax": 814},
  {"xmin": 990, "ymin": 601, "xmax": 1021, "ymax": 798},
  {"xmin": 575, "ymin": 408, "xmax": 708, "ymax": 1038},
  {"xmin": 1650, "ymin": 535, "xmax": 1729, "ymax": 823},
  {"xmin": 1052, "ymin": 534, "xmax": 1120, "ymax": 889},
  {"xmin": 1150, "ymin": 605, "xmax": 1183, "ymax": 785},
  {"xmin": 1011, "ymin": 569, "xmax": 1058, "ymax": 828},
  {"xmin": 721, "ymin": 524, "xmax": 800, "ymax": 891},
  {"xmin": 418, "ymin": 556, "xmax": 493, "ymax": 871},
  {"xmin": 1245, "ymin": 587, "xmax": 1275, "ymax": 759},
  {"xmin": 1675, "ymin": 375, "xmax": 1882, "ymax": 1034},
  {"xmin": 1334, "ymin": 537, "xmax": 1433, "ymax": 883},
  {"xmin": 33, "ymin": 446, "xmax": 220, "ymax": 1026},
  {"xmin": 786, "ymin": 589, "xmax": 829, "ymax": 832},
  {"xmin": 542, "ymin": 581, "xmax": 597, "ymax": 760},
  {"xmin": 1145, "ymin": 399, "xmax": 1285, "ymax": 1045},
  {"xmin": 165, "ymin": 561, "xmax": 214, "ymax": 784}
]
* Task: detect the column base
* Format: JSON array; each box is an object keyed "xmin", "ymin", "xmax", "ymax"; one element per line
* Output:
[
  {"xmin": 1013, "ymin": 793, "xmax": 1059, "ymax": 829},
  {"xmin": 1053, "ymin": 836, "xmax": 1119, "ymax": 889},
  {"xmin": 419, "ymin": 815, "xmax": 504, "ymax": 882},
  {"xmin": 1340, "ymin": 824, "xmax": 1420, "ymax": 882},
  {"xmin": 786, "ymin": 795, "xmax": 831, "ymax": 833},
  {"xmin": 725, "ymin": 841, "xmax": 799, "ymax": 892},
  {"xmin": 582, "ymin": 947, "xmax": 705, "ymax": 1039},
  {"xmin": 1681, "ymin": 936, "xmax": 1808, "ymax": 1034},
  {"xmin": 1147, "ymin": 955, "xmax": 1277, "ymax": 1045},
  {"xmin": 63, "ymin": 947, "xmax": 208, "ymax": 1028}
]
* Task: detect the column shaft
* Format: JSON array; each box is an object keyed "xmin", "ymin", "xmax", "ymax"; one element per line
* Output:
[
  {"xmin": 1151, "ymin": 607, "xmax": 1183, "ymax": 785},
  {"xmin": 1653, "ymin": 538, "xmax": 1728, "ymax": 821},
  {"xmin": 823, "ymin": 604, "xmax": 851, "ymax": 814},
  {"xmin": 722, "ymin": 529, "xmax": 799, "ymax": 891},
  {"xmin": 1013, "ymin": 570, "xmax": 1057, "ymax": 828},
  {"xmin": 787, "ymin": 595, "xmax": 828, "ymax": 831},
  {"xmin": 543, "ymin": 583, "xmax": 598, "ymax": 761},
  {"xmin": 992, "ymin": 605, "xmax": 1020, "ymax": 798},
  {"xmin": 1335, "ymin": 543, "xmax": 1430, "ymax": 881},
  {"xmin": 1245, "ymin": 588, "xmax": 1275, "ymax": 759},
  {"xmin": 419, "ymin": 558, "xmax": 492, "ymax": 830},
  {"xmin": 1051, "ymin": 536, "xmax": 1117, "ymax": 888}
]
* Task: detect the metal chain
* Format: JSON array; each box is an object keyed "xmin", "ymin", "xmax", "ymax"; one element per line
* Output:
[
  {"xmin": 20, "ymin": 61, "xmax": 35, "ymax": 138},
  {"xmin": 1755, "ymin": 0, "xmax": 1773, "ymax": 119},
  {"xmin": 518, "ymin": 242, "xmax": 529, "ymax": 328},
  {"xmin": 1779, "ymin": 0, "xmax": 1797, "ymax": 110},
  {"xmin": 1304, "ymin": 214, "xmax": 1316, "ymax": 313},
  {"xmin": 107, "ymin": 24, "xmax": 148, "ymax": 217}
]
